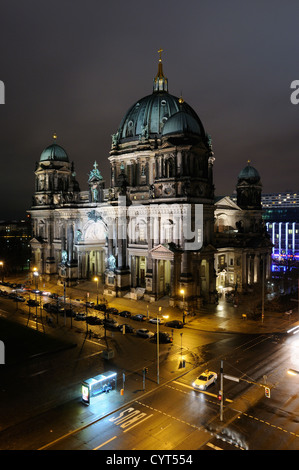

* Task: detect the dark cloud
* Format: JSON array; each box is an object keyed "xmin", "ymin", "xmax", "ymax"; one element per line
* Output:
[{"xmin": 1, "ymin": 0, "xmax": 299, "ymax": 219}]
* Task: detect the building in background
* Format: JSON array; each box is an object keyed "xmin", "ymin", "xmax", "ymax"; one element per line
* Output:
[
  {"xmin": 214, "ymin": 162, "xmax": 272, "ymax": 294},
  {"xmin": 262, "ymin": 192, "xmax": 299, "ymax": 272},
  {"xmin": 0, "ymin": 218, "xmax": 31, "ymax": 274}
]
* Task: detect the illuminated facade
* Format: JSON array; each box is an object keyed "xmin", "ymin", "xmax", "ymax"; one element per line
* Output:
[
  {"xmin": 28, "ymin": 55, "xmax": 272, "ymax": 307},
  {"xmin": 214, "ymin": 163, "xmax": 272, "ymax": 292},
  {"xmin": 261, "ymin": 193, "xmax": 299, "ymax": 268}
]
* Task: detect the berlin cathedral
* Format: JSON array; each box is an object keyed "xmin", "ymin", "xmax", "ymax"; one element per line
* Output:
[{"xmin": 28, "ymin": 52, "xmax": 272, "ymax": 308}]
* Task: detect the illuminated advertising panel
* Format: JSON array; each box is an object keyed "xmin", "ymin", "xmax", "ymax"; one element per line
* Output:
[
  {"xmin": 81, "ymin": 371, "xmax": 117, "ymax": 405},
  {"xmin": 81, "ymin": 384, "xmax": 90, "ymax": 405}
]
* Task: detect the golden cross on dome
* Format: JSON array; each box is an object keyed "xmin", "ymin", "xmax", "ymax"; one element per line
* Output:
[{"xmin": 158, "ymin": 48, "xmax": 163, "ymax": 61}]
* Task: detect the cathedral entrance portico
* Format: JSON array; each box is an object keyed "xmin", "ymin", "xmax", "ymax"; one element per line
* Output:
[
  {"xmin": 76, "ymin": 246, "xmax": 106, "ymax": 280},
  {"xmin": 148, "ymin": 244, "xmax": 174, "ymax": 300},
  {"xmin": 130, "ymin": 254, "xmax": 147, "ymax": 288},
  {"xmin": 74, "ymin": 215, "xmax": 108, "ymax": 280}
]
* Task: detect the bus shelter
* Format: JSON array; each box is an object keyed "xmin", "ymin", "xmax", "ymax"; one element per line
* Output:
[{"xmin": 81, "ymin": 370, "xmax": 117, "ymax": 405}]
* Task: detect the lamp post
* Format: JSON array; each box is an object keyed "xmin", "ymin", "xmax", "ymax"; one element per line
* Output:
[
  {"xmin": 0, "ymin": 261, "xmax": 4, "ymax": 282},
  {"xmin": 157, "ymin": 307, "xmax": 161, "ymax": 385},
  {"xmin": 180, "ymin": 289, "xmax": 186, "ymax": 323},
  {"xmin": 33, "ymin": 270, "xmax": 39, "ymax": 329},
  {"xmin": 261, "ymin": 255, "xmax": 265, "ymax": 323},
  {"xmin": 33, "ymin": 267, "xmax": 38, "ymax": 290},
  {"xmin": 180, "ymin": 288, "xmax": 185, "ymax": 306},
  {"xmin": 156, "ymin": 307, "xmax": 168, "ymax": 385},
  {"xmin": 93, "ymin": 276, "xmax": 99, "ymax": 305}
]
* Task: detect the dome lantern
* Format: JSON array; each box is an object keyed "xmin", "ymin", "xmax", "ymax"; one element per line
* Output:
[{"xmin": 153, "ymin": 48, "xmax": 168, "ymax": 93}]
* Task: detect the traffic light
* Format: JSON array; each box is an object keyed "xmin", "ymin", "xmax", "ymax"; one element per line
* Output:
[
  {"xmin": 265, "ymin": 387, "xmax": 271, "ymax": 398},
  {"xmin": 143, "ymin": 367, "xmax": 148, "ymax": 374},
  {"xmin": 218, "ymin": 390, "xmax": 223, "ymax": 401}
]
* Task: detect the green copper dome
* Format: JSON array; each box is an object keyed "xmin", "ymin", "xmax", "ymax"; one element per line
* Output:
[
  {"xmin": 115, "ymin": 92, "xmax": 204, "ymax": 144},
  {"xmin": 162, "ymin": 110, "xmax": 203, "ymax": 137},
  {"xmin": 40, "ymin": 143, "xmax": 69, "ymax": 162},
  {"xmin": 112, "ymin": 54, "xmax": 205, "ymax": 146},
  {"xmin": 238, "ymin": 162, "xmax": 260, "ymax": 183}
]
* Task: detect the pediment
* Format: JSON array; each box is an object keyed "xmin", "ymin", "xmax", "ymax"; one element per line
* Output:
[
  {"xmin": 149, "ymin": 243, "xmax": 174, "ymax": 259},
  {"xmin": 30, "ymin": 237, "xmax": 44, "ymax": 245},
  {"xmin": 215, "ymin": 196, "xmax": 241, "ymax": 211}
]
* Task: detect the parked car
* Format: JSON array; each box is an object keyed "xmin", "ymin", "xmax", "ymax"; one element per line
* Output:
[
  {"xmin": 49, "ymin": 293, "xmax": 59, "ymax": 299},
  {"xmin": 106, "ymin": 307, "xmax": 119, "ymax": 315},
  {"xmin": 118, "ymin": 323, "xmax": 134, "ymax": 333},
  {"xmin": 103, "ymin": 318, "xmax": 119, "ymax": 329},
  {"xmin": 149, "ymin": 317, "xmax": 164, "ymax": 324},
  {"xmin": 192, "ymin": 370, "xmax": 217, "ymax": 391},
  {"xmin": 136, "ymin": 328, "xmax": 154, "ymax": 338},
  {"xmin": 86, "ymin": 315, "xmax": 102, "ymax": 325},
  {"xmin": 132, "ymin": 314, "xmax": 147, "ymax": 321},
  {"xmin": 60, "ymin": 308, "xmax": 77, "ymax": 317},
  {"xmin": 85, "ymin": 301, "xmax": 95, "ymax": 308},
  {"xmin": 27, "ymin": 299, "xmax": 39, "ymax": 307},
  {"xmin": 8, "ymin": 292, "xmax": 18, "ymax": 299},
  {"xmin": 153, "ymin": 332, "xmax": 173, "ymax": 343},
  {"xmin": 119, "ymin": 310, "xmax": 131, "ymax": 318},
  {"xmin": 165, "ymin": 320, "xmax": 184, "ymax": 329},
  {"xmin": 12, "ymin": 295, "xmax": 26, "ymax": 302},
  {"xmin": 74, "ymin": 313, "xmax": 87, "ymax": 321},
  {"xmin": 94, "ymin": 303, "xmax": 107, "ymax": 311},
  {"xmin": 41, "ymin": 291, "xmax": 51, "ymax": 296},
  {"xmin": 43, "ymin": 303, "xmax": 63, "ymax": 313}
]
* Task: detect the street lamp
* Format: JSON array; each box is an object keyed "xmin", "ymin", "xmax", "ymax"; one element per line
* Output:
[
  {"xmin": 180, "ymin": 288, "xmax": 185, "ymax": 305},
  {"xmin": 93, "ymin": 276, "xmax": 99, "ymax": 305},
  {"xmin": 33, "ymin": 269, "xmax": 39, "ymax": 290}
]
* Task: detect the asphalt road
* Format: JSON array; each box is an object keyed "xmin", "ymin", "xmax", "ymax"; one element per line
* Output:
[{"xmin": 0, "ymin": 287, "xmax": 299, "ymax": 451}]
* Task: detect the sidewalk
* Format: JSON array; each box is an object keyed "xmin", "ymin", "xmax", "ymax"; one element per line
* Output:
[{"xmin": 9, "ymin": 273, "xmax": 299, "ymax": 335}]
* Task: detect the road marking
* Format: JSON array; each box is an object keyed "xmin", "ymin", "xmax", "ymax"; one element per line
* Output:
[
  {"xmin": 136, "ymin": 400, "xmax": 202, "ymax": 432},
  {"xmin": 171, "ymin": 380, "xmax": 233, "ymax": 402},
  {"xmin": 123, "ymin": 414, "xmax": 153, "ymax": 433},
  {"xmin": 242, "ymin": 412, "xmax": 299, "ymax": 439},
  {"xmin": 29, "ymin": 369, "xmax": 47, "ymax": 377},
  {"xmin": 109, "ymin": 407, "xmax": 153, "ymax": 433},
  {"xmin": 93, "ymin": 435, "xmax": 117, "ymax": 450},
  {"xmin": 206, "ymin": 442, "xmax": 223, "ymax": 450}
]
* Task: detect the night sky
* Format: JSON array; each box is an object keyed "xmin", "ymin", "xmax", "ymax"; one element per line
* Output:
[{"xmin": 1, "ymin": 0, "xmax": 299, "ymax": 220}]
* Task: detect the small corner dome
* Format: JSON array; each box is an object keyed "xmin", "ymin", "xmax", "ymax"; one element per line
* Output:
[
  {"xmin": 40, "ymin": 143, "xmax": 69, "ymax": 162},
  {"xmin": 162, "ymin": 110, "xmax": 204, "ymax": 137},
  {"xmin": 238, "ymin": 163, "xmax": 260, "ymax": 183}
]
